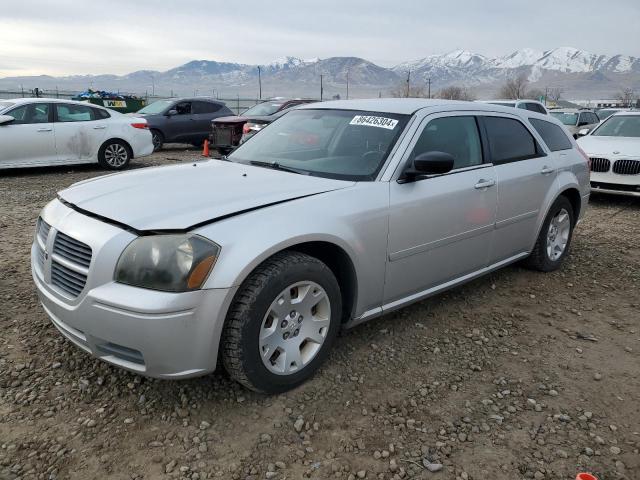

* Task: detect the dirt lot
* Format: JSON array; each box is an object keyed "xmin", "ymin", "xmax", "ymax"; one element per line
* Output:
[{"xmin": 1, "ymin": 147, "xmax": 639, "ymax": 480}]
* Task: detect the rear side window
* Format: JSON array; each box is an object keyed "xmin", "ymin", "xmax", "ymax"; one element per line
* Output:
[
  {"xmin": 526, "ymin": 103, "xmax": 547, "ymax": 114},
  {"xmin": 529, "ymin": 118, "xmax": 572, "ymax": 151},
  {"xmin": 411, "ymin": 116, "xmax": 483, "ymax": 169},
  {"xmin": 483, "ymin": 116, "xmax": 540, "ymax": 163},
  {"xmin": 193, "ymin": 101, "xmax": 222, "ymax": 114},
  {"xmin": 56, "ymin": 104, "xmax": 96, "ymax": 122},
  {"xmin": 93, "ymin": 108, "xmax": 111, "ymax": 119}
]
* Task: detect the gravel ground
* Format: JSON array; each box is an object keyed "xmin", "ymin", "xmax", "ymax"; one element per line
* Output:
[{"xmin": 1, "ymin": 147, "xmax": 639, "ymax": 480}]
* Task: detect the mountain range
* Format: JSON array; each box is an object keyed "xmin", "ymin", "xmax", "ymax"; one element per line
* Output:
[{"xmin": 1, "ymin": 47, "xmax": 638, "ymax": 99}]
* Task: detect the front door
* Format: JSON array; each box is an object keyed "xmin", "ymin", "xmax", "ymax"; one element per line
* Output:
[
  {"xmin": 479, "ymin": 115, "xmax": 557, "ymax": 263},
  {"xmin": 385, "ymin": 113, "xmax": 497, "ymax": 306},
  {"xmin": 165, "ymin": 101, "xmax": 194, "ymax": 142},
  {"xmin": 0, "ymin": 102, "xmax": 56, "ymax": 167}
]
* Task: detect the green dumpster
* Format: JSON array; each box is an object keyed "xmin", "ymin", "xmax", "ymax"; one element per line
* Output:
[{"xmin": 72, "ymin": 97, "xmax": 147, "ymax": 114}]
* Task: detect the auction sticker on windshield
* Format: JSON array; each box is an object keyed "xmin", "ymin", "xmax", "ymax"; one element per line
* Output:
[{"xmin": 350, "ymin": 115, "xmax": 399, "ymax": 130}]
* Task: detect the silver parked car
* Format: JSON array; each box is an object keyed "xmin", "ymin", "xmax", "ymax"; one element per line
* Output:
[{"xmin": 32, "ymin": 99, "xmax": 590, "ymax": 393}]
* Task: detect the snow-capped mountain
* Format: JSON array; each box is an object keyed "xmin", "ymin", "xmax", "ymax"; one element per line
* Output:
[{"xmin": 0, "ymin": 47, "xmax": 638, "ymax": 98}]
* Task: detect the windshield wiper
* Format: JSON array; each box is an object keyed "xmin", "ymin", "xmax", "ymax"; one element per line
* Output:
[{"xmin": 249, "ymin": 160, "xmax": 309, "ymax": 175}]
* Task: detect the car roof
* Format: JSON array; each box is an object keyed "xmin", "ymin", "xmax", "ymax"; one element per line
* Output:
[
  {"xmin": 169, "ymin": 97, "xmax": 226, "ymax": 104},
  {"xmin": 298, "ymin": 98, "xmax": 487, "ymax": 115},
  {"xmin": 296, "ymin": 98, "xmax": 557, "ymax": 119},
  {"xmin": 610, "ymin": 111, "xmax": 640, "ymax": 116},
  {"xmin": 550, "ymin": 108, "xmax": 585, "ymax": 113}
]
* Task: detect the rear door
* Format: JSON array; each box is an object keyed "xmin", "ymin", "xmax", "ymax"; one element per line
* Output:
[
  {"xmin": 53, "ymin": 103, "xmax": 108, "ymax": 162},
  {"xmin": 192, "ymin": 101, "xmax": 224, "ymax": 138},
  {"xmin": 0, "ymin": 102, "xmax": 57, "ymax": 167},
  {"xmin": 480, "ymin": 114, "xmax": 556, "ymax": 263},
  {"xmin": 385, "ymin": 113, "xmax": 497, "ymax": 305}
]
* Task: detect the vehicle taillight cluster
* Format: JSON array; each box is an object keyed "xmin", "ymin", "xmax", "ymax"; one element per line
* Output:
[
  {"xmin": 130, "ymin": 122, "xmax": 149, "ymax": 129},
  {"xmin": 577, "ymin": 145, "xmax": 591, "ymax": 169}
]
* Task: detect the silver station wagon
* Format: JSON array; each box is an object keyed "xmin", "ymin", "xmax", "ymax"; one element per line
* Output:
[{"xmin": 32, "ymin": 99, "xmax": 590, "ymax": 393}]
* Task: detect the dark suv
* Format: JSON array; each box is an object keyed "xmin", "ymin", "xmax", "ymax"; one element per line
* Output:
[{"xmin": 136, "ymin": 98, "xmax": 233, "ymax": 150}]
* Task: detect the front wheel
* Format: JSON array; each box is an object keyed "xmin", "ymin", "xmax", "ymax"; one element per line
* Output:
[
  {"xmin": 524, "ymin": 196, "xmax": 575, "ymax": 272},
  {"xmin": 221, "ymin": 251, "xmax": 342, "ymax": 393},
  {"xmin": 98, "ymin": 140, "xmax": 131, "ymax": 170},
  {"xmin": 151, "ymin": 129, "xmax": 164, "ymax": 151}
]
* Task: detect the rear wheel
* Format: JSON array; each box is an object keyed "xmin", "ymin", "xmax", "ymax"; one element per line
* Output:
[
  {"xmin": 151, "ymin": 129, "xmax": 163, "ymax": 151},
  {"xmin": 524, "ymin": 196, "xmax": 575, "ymax": 272},
  {"xmin": 221, "ymin": 251, "xmax": 342, "ymax": 393},
  {"xmin": 98, "ymin": 140, "xmax": 131, "ymax": 170}
]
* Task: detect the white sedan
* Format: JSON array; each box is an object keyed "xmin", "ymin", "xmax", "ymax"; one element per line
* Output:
[
  {"xmin": 0, "ymin": 98, "xmax": 153, "ymax": 170},
  {"xmin": 577, "ymin": 111, "xmax": 640, "ymax": 197}
]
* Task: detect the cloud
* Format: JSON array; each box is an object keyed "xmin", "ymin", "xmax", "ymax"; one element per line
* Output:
[{"xmin": 1, "ymin": 0, "xmax": 639, "ymax": 77}]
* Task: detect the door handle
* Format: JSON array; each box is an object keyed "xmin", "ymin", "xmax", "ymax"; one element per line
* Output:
[
  {"xmin": 541, "ymin": 166, "xmax": 555, "ymax": 175},
  {"xmin": 93, "ymin": 125, "xmax": 107, "ymax": 130},
  {"xmin": 474, "ymin": 179, "xmax": 496, "ymax": 189},
  {"xmin": 37, "ymin": 127, "xmax": 52, "ymax": 132}
]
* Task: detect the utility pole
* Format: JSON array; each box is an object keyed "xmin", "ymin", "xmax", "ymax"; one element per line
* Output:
[
  {"xmin": 257, "ymin": 66, "xmax": 262, "ymax": 100},
  {"xmin": 406, "ymin": 70, "xmax": 411, "ymax": 98},
  {"xmin": 151, "ymin": 76, "xmax": 155, "ymax": 96},
  {"xmin": 544, "ymin": 86, "xmax": 549, "ymax": 106},
  {"xmin": 346, "ymin": 69, "xmax": 349, "ymax": 100},
  {"xmin": 427, "ymin": 78, "xmax": 431, "ymax": 99},
  {"xmin": 320, "ymin": 74, "xmax": 324, "ymax": 101}
]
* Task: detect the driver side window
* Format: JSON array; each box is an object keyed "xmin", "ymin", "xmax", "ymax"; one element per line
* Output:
[
  {"xmin": 7, "ymin": 103, "xmax": 50, "ymax": 125},
  {"xmin": 411, "ymin": 116, "xmax": 483, "ymax": 170}
]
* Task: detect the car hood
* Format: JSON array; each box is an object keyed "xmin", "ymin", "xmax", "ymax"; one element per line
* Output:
[
  {"xmin": 58, "ymin": 160, "xmax": 354, "ymax": 231},
  {"xmin": 577, "ymin": 135, "xmax": 640, "ymax": 157},
  {"xmin": 212, "ymin": 116, "xmax": 247, "ymax": 125}
]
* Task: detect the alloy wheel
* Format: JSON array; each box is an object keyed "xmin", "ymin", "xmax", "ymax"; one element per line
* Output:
[
  {"xmin": 546, "ymin": 208, "xmax": 571, "ymax": 261},
  {"xmin": 104, "ymin": 144, "xmax": 129, "ymax": 167},
  {"xmin": 259, "ymin": 281, "xmax": 331, "ymax": 375}
]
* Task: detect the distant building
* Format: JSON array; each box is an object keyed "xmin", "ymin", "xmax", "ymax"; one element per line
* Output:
[{"xmin": 574, "ymin": 99, "xmax": 639, "ymax": 108}]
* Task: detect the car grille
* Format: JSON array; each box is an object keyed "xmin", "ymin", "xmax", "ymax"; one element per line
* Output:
[
  {"xmin": 53, "ymin": 232, "xmax": 92, "ymax": 269},
  {"xmin": 50, "ymin": 231, "xmax": 92, "ymax": 298},
  {"xmin": 589, "ymin": 157, "xmax": 611, "ymax": 173},
  {"xmin": 214, "ymin": 126, "xmax": 234, "ymax": 146},
  {"xmin": 612, "ymin": 159, "xmax": 640, "ymax": 175}
]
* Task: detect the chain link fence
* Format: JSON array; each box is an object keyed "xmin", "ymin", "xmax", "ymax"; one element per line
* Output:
[{"xmin": 0, "ymin": 89, "xmax": 262, "ymax": 115}]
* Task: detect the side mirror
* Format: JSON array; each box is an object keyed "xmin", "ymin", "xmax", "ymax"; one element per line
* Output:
[
  {"xmin": 402, "ymin": 151, "xmax": 455, "ymax": 182},
  {"xmin": 577, "ymin": 128, "xmax": 590, "ymax": 137},
  {"xmin": 0, "ymin": 114, "xmax": 15, "ymax": 125},
  {"xmin": 166, "ymin": 109, "xmax": 178, "ymax": 116}
]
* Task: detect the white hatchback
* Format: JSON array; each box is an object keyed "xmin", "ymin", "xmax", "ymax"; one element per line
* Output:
[{"xmin": 0, "ymin": 98, "xmax": 153, "ymax": 170}]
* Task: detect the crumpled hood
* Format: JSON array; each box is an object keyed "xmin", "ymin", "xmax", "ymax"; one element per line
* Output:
[
  {"xmin": 577, "ymin": 135, "xmax": 640, "ymax": 157},
  {"xmin": 58, "ymin": 161, "xmax": 353, "ymax": 231}
]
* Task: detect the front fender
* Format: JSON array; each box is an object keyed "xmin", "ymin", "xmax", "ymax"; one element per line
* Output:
[{"xmin": 195, "ymin": 183, "xmax": 390, "ymax": 318}]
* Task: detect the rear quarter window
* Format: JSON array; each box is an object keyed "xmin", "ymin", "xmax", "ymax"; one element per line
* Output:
[
  {"xmin": 529, "ymin": 118, "xmax": 572, "ymax": 152},
  {"xmin": 482, "ymin": 116, "xmax": 541, "ymax": 163}
]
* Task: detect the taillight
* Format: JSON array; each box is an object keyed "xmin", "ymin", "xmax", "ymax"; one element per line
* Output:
[
  {"xmin": 130, "ymin": 122, "xmax": 149, "ymax": 129},
  {"xmin": 577, "ymin": 145, "xmax": 591, "ymax": 169},
  {"xmin": 243, "ymin": 122, "xmax": 264, "ymax": 134},
  {"xmin": 242, "ymin": 123, "xmax": 251, "ymax": 134}
]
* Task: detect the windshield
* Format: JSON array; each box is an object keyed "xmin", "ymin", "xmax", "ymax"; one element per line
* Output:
[
  {"xmin": 592, "ymin": 115, "xmax": 640, "ymax": 137},
  {"xmin": 137, "ymin": 100, "xmax": 174, "ymax": 114},
  {"xmin": 596, "ymin": 109, "xmax": 619, "ymax": 121},
  {"xmin": 0, "ymin": 101, "xmax": 15, "ymax": 112},
  {"xmin": 228, "ymin": 109, "xmax": 409, "ymax": 181},
  {"xmin": 550, "ymin": 112, "xmax": 578, "ymax": 126},
  {"xmin": 242, "ymin": 102, "xmax": 284, "ymax": 116}
]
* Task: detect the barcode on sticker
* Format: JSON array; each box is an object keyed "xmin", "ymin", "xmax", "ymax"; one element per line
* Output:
[{"xmin": 349, "ymin": 115, "xmax": 398, "ymax": 130}]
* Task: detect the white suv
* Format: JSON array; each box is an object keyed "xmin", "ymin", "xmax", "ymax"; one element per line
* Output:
[{"xmin": 477, "ymin": 99, "xmax": 549, "ymax": 115}]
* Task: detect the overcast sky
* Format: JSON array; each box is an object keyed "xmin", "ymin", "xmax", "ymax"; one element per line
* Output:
[{"xmin": 1, "ymin": 0, "xmax": 639, "ymax": 77}]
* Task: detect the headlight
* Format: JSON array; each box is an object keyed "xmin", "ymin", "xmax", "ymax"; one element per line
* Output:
[{"xmin": 115, "ymin": 234, "xmax": 220, "ymax": 292}]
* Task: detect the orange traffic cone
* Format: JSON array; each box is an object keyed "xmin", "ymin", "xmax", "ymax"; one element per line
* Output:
[
  {"xmin": 576, "ymin": 473, "xmax": 598, "ymax": 480},
  {"xmin": 202, "ymin": 139, "xmax": 210, "ymax": 157}
]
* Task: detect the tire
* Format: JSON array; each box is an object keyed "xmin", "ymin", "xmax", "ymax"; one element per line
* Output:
[
  {"xmin": 151, "ymin": 129, "xmax": 164, "ymax": 151},
  {"xmin": 222, "ymin": 251, "xmax": 342, "ymax": 393},
  {"xmin": 98, "ymin": 140, "xmax": 132, "ymax": 170},
  {"xmin": 524, "ymin": 196, "xmax": 575, "ymax": 272}
]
